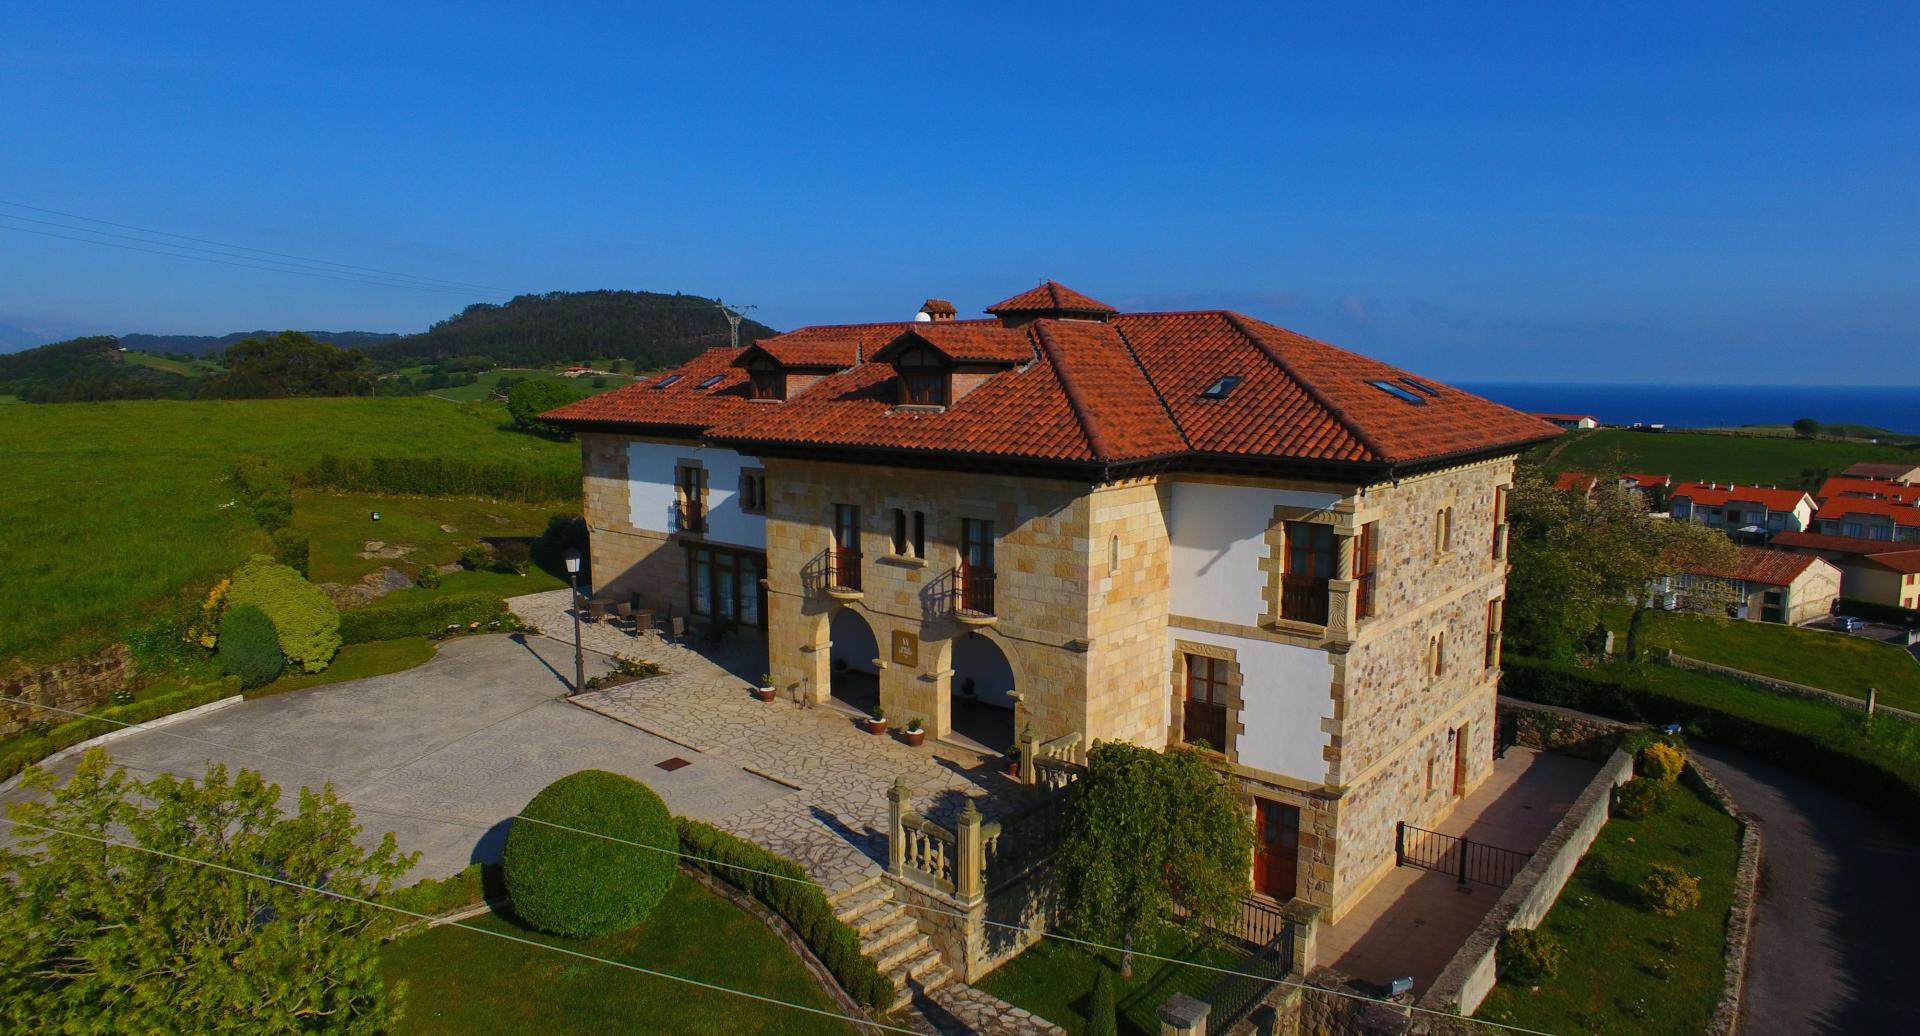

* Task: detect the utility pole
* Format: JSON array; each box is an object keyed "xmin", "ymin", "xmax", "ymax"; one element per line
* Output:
[{"xmin": 713, "ymin": 298, "xmax": 757, "ymax": 349}]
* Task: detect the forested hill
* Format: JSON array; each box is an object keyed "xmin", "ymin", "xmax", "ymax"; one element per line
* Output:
[
  {"xmin": 370, "ymin": 290, "xmax": 780, "ymax": 368},
  {"xmin": 119, "ymin": 330, "xmax": 399, "ymax": 356},
  {"xmin": 0, "ymin": 336, "xmax": 192, "ymax": 401}
]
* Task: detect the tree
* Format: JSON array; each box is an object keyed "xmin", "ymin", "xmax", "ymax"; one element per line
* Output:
[
  {"xmin": 198, "ymin": 331, "xmax": 375, "ymax": 399},
  {"xmin": 1055, "ymin": 743, "xmax": 1254, "ymax": 976},
  {"xmin": 0, "ymin": 750, "xmax": 415, "ymax": 1033},
  {"xmin": 506, "ymin": 379, "xmax": 586, "ymax": 435},
  {"xmin": 1792, "ymin": 417, "xmax": 1820, "ymax": 439}
]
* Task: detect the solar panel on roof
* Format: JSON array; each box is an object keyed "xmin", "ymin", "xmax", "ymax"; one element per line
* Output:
[{"xmin": 1368, "ymin": 380, "xmax": 1425, "ymax": 404}]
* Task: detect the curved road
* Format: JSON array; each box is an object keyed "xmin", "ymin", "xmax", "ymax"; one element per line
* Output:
[{"xmin": 1691, "ymin": 743, "xmax": 1920, "ymax": 1034}]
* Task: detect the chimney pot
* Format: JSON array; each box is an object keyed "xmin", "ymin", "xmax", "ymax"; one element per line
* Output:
[{"xmin": 919, "ymin": 298, "xmax": 957, "ymax": 322}]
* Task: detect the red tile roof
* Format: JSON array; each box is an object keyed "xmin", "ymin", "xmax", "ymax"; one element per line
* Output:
[
  {"xmin": 1685, "ymin": 546, "xmax": 1821, "ymax": 586},
  {"xmin": 1533, "ymin": 412, "xmax": 1596, "ymax": 422},
  {"xmin": 1842, "ymin": 462, "xmax": 1920, "ymax": 480},
  {"xmin": 1553, "ymin": 472, "xmax": 1599, "ymax": 493},
  {"xmin": 1816, "ymin": 477, "xmax": 1920, "ymax": 506},
  {"xmin": 1670, "ymin": 482, "xmax": 1812, "ymax": 512},
  {"xmin": 547, "ymin": 285, "xmax": 1563, "ymax": 472},
  {"xmin": 1861, "ymin": 549, "xmax": 1920, "ymax": 575},
  {"xmin": 539, "ymin": 348, "xmax": 761, "ymax": 430},
  {"xmin": 1623, "ymin": 472, "xmax": 1671, "ymax": 488},
  {"xmin": 1815, "ymin": 496, "xmax": 1920, "ymax": 525},
  {"xmin": 1770, "ymin": 530, "xmax": 1916, "ymax": 556},
  {"xmin": 985, "ymin": 281, "xmax": 1117, "ymax": 316}
]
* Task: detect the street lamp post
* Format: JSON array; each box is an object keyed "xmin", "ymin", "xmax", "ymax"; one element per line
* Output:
[{"xmin": 564, "ymin": 549, "xmax": 585, "ymax": 694}]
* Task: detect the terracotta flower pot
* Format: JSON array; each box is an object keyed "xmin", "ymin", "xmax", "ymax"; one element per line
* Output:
[
  {"xmin": 755, "ymin": 687, "xmax": 776, "ymax": 702},
  {"xmin": 904, "ymin": 730, "xmax": 926, "ymax": 747},
  {"xmin": 866, "ymin": 719, "xmax": 887, "ymax": 735},
  {"xmin": 1005, "ymin": 760, "xmax": 1020, "ymax": 778}
]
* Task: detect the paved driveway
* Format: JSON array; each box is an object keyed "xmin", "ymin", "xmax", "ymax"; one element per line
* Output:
[
  {"xmin": 2, "ymin": 634, "xmax": 793, "ymax": 880},
  {"xmin": 1691, "ymin": 743, "xmax": 1920, "ymax": 1034}
]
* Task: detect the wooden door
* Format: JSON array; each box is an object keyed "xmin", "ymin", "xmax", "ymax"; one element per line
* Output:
[
  {"xmin": 1252, "ymin": 800, "xmax": 1300, "ymax": 901},
  {"xmin": 1452, "ymin": 724, "xmax": 1469, "ymax": 796}
]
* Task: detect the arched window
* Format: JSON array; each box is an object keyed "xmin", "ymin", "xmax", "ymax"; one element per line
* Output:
[
  {"xmin": 748, "ymin": 355, "xmax": 785, "ymax": 400},
  {"xmin": 895, "ymin": 346, "xmax": 949, "ymax": 406}
]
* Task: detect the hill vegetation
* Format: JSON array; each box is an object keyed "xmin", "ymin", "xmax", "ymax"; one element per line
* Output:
[
  {"xmin": 371, "ymin": 290, "xmax": 777, "ymax": 368},
  {"xmin": 1538, "ymin": 428, "xmax": 1919, "ymax": 488},
  {"xmin": 120, "ymin": 329, "xmax": 398, "ymax": 356},
  {"xmin": 0, "ymin": 336, "xmax": 194, "ymax": 401}
]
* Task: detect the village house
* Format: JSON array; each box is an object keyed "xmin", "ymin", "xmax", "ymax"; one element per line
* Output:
[
  {"xmin": 1532, "ymin": 412, "xmax": 1597, "ymax": 430},
  {"xmin": 1840, "ymin": 461, "xmax": 1920, "ymax": 483},
  {"xmin": 1654, "ymin": 546, "xmax": 1841, "ymax": 624},
  {"xmin": 1772, "ymin": 530, "xmax": 1920, "ymax": 610},
  {"xmin": 1552, "ymin": 470, "xmax": 1671, "ymax": 509},
  {"xmin": 1668, "ymin": 481, "xmax": 1814, "ymax": 536},
  {"xmin": 1812, "ymin": 495, "xmax": 1920, "ymax": 544},
  {"xmin": 542, "ymin": 283, "xmax": 1560, "ymax": 922}
]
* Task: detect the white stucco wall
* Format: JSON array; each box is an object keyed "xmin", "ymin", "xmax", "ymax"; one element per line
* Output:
[
  {"xmin": 1172, "ymin": 626, "xmax": 1334, "ymax": 782},
  {"xmin": 625, "ymin": 441, "xmax": 765, "ymax": 549},
  {"xmin": 1167, "ymin": 481, "xmax": 1342, "ymax": 625}
]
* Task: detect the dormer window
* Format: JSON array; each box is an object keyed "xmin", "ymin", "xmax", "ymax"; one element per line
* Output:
[
  {"xmin": 895, "ymin": 345, "xmax": 949, "ymax": 407},
  {"xmin": 747, "ymin": 356, "xmax": 786, "ymax": 400}
]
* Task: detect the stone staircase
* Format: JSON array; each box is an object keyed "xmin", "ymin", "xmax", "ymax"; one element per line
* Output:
[{"xmin": 830, "ymin": 876, "xmax": 953, "ymax": 1011}]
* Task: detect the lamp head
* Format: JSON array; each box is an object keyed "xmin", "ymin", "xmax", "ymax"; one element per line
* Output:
[{"xmin": 564, "ymin": 548, "xmax": 582, "ymax": 574}]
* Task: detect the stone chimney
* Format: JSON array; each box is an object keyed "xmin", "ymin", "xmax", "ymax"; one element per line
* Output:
[{"xmin": 917, "ymin": 298, "xmax": 957, "ymax": 322}]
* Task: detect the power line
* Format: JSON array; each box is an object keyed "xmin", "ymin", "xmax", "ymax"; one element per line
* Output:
[
  {"xmin": 0, "ymin": 693, "xmax": 1564, "ymax": 1035},
  {"xmin": 0, "ymin": 199, "xmax": 517, "ymax": 295},
  {"xmin": 0, "ymin": 816, "xmax": 914, "ymax": 1036}
]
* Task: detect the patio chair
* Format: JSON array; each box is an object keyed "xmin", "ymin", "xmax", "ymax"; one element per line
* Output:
[
  {"xmin": 631, "ymin": 608, "xmax": 654, "ymax": 636},
  {"xmin": 666, "ymin": 616, "xmax": 686, "ymax": 646},
  {"xmin": 613, "ymin": 601, "xmax": 633, "ymax": 630},
  {"xmin": 585, "ymin": 599, "xmax": 607, "ymax": 624}
]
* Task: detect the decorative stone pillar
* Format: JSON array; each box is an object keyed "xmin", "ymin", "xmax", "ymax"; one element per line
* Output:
[
  {"xmin": 1284, "ymin": 899, "xmax": 1322, "ymax": 975},
  {"xmin": 954, "ymin": 799, "xmax": 985, "ymax": 905},
  {"xmin": 1158, "ymin": 992, "xmax": 1209, "ymax": 1036},
  {"xmin": 887, "ymin": 778, "xmax": 909, "ymax": 876},
  {"xmin": 1018, "ymin": 724, "xmax": 1042, "ymax": 787}
]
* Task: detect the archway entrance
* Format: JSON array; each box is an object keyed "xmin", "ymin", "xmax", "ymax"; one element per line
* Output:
[
  {"xmin": 949, "ymin": 631, "xmax": 1016, "ymax": 753},
  {"xmin": 828, "ymin": 607, "xmax": 880, "ymax": 714}
]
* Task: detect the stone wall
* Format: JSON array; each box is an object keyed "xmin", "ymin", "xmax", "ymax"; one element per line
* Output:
[
  {"xmin": 1684, "ymin": 755, "xmax": 1765, "ymax": 1036},
  {"xmin": 578, "ymin": 432, "xmax": 692, "ymax": 611},
  {"xmin": 1497, "ymin": 696, "xmax": 1630, "ymax": 760},
  {"xmin": 1418, "ymin": 747, "xmax": 1634, "ymax": 1017},
  {"xmin": 1, "ymin": 643, "xmax": 134, "ymax": 739},
  {"xmin": 1662, "ymin": 650, "xmax": 1920, "ymax": 724}
]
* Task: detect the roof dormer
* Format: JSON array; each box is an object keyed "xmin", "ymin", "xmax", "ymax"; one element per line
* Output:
[{"xmin": 984, "ymin": 281, "xmax": 1118, "ymax": 327}]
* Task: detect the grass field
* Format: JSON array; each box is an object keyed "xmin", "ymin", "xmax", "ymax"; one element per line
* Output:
[
  {"xmin": 297, "ymin": 490, "xmax": 575, "ymax": 586},
  {"xmin": 247, "ymin": 636, "xmax": 437, "ymax": 699},
  {"xmin": 1539, "ymin": 429, "xmax": 1919, "ymax": 486},
  {"xmin": 0, "ymin": 397, "xmax": 578, "ymax": 665},
  {"xmin": 977, "ymin": 925, "xmax": 1242, "ymax": 1035},
  {"xmin": 120, "ymin": 351, "xmax": 221, "ymax": 377},
  {"xmin": 379, "ymin": 877, "xmax": 856, "ymax": 1036},
  {"xmin": 1611, "ymin": 607, "xmax": 1920, "ymax": 711},
  {"xmin": 1477, "ymin": 776, "xmax": 1741, "ymax": 1035},
  {"xmin": 403, "ymin": 367, "xmax": 635, "ymax": 403}
]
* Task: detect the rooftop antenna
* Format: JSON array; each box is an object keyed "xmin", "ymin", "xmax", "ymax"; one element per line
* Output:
[{"xmin": 713, "ymin": 298, "xmax": 757, "ymax": 349}]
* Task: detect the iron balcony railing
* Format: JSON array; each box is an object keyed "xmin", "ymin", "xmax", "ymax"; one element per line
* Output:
[
  {"xmin": 1182, "ymin": 699, "xmax": 1228, "ymax": 752},
  {"xmin": 677, "ymin": 500, "xmax": 706, "ymax": 534},
  {"xmin": 828, "ymin": 545, "xmax": 862, "ymax": 592},
  {"xmin": 957, "ymin": 563, "xmax": 995, "ymax": 616},
  {"xmin": 1395, "ymin": 821, "xmax": 1533, "ymax": 889},
  {"xmin": 1355, "ymin": 571, "xmax": 1377, "ymax": 619},
  {"xmin": 1280, "ymin": 574, "xmax": 1330, "ymax": 625}
]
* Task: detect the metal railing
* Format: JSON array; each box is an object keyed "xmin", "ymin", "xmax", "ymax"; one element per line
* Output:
[
  {"xmin": 1395, "ymin": 821, "xmax": 1533, "ymax": 889},
  {"xmin": 827, "ymin": 544, "xmax": 861, "ymax": 592},
  {"xmin": 677, "ymin": 500, "xmax": 706, "ymax": 534},
  {"xmin": 1280, "ymin": 575, "xmax": 1330, "ymax": 625},
  {"xmin": 982, "ymin": 789, "xmax": 1072, "ymax": 890},
  {"xmin": 1173, "ymin": 892, "xmax": 1291, "ymax": 951},
  {"xmin": 1182, "ymin": 699, "xmax": 1228, "ymax": 751},
  {"xmin": 1355, "ymin": 571, "xmax": 1377, "ymax": 619},
  {"xmin": 1200, "ymin": 926, "xmax": 1294, "ymax": 1031},
  {"xmin": 956, "ymin": 563, "xmax": 995, "ymax": 616}
]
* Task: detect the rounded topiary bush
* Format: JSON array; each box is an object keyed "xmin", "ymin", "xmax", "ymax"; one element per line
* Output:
[
  {"xmin": 216, "ymin": 604, "xmax": 284, "ymax": 688},
  {"xmin": 1638, "ymin": 741, "xmax": 1685, "ymax": 783},
  {"xmin": 504, "ymin": 770, "xmax": 678, "ymax": 938},
  {"xmin": 227, "ymin": 554, "xmax": 339, "ymax": 673},
  {"xmin": 1614, "ymin": 777, "xmax": 1664, "ymax": 820},
  {"xmin": 1497, "ymin": 927, "xmax": 1564, "ymax": 985},
  {"xmin": 1641, "ymin": 863, "xmax": 1701, "ymax": 917}
]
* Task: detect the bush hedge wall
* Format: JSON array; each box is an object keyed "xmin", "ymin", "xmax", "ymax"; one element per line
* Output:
[
  {"xmin": 503, "ymin": 770, "xmax": 679, "ymax": 938},
  {"xmin": 217, "ymin": 604, "xmax": 284, "ymax": 688},
  {"xmin": 337, "ymin": 593, "xmax": 514, "ymax": 644},
  {"xmin": 0, "ymin": 677, "xmax": 242, "ymax": 781},
  {"xmin": 1837, "ymin": 597, "xmax": 1920, "ymax": 628},
  {"xmin": 1502, "ymin": 655, "xmax": 1920, "ymax": 829},
  {"xmin": 675, "ymin": 817, "xmax": 896, "ymax": 1010},
  {"xmin": 302, "ymin": 454, "xmax": 575, "ymax": 503}
]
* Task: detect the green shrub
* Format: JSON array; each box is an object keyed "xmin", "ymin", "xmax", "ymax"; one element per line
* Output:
[
  {"xmin": 337, "ymin": 592, "xmax": 512, "ymax": 644},
  {"xmin": 1638, "ymin": 741, "xmax": 1685, "ymax": 783},
  {"xmin": 1087, "ymin": 967, "xmax": 1119, "ymax": 1036},
  {"xmin": 271, "ymin": 527, "xmax": 310, "ymax": 577},
  {"xmin": 227, "ymin": 555, "xmax": 339, "ymax": 673},
  {"xmin": 675, "ymin": 817, "xmax": 895, "ymax": 1010},
  {"xmin": 506, "ymin": 380, "xmax": 586, "ymax": 435},
  {"xmin": 493, "ymin": 540, "xmax": 531, "ymax": 575},
  {"xmin": 0, "ymin": 678, "xmax": 240, "ymax": 781},
  {"xmin": 459, "ymin": 544, "xmax": 494, "ymax": 571},
  {"xmin": 1837, "ymin": 597, "xmax": 1920, "ymax": 628},
  {"xmin": 382, "ymin": 862, "xmax": 504, "ymax": 918},
  {"xmin": 216, "ymin": 605, "xmax": 284, "ymax": 688},
  {"xmin": 300, "ymin": 454, "xmax": 575, "ymax": 502},
  {"xmin": 1641, "ymin": 863, "xmax": 1701, "ymax": 916},
  {"xmin": 503, "ymin": 770, "xmax": 678, "ymax": 938},
  {"xmin": 1614, "ymin": 778, "xmax": 1664, "ymax": 820},
  {"xmin": 249, "ymin": 493, "xmax": 293, "ymax": 533},
  {"xmin": 1498, "ymin": 927, "xmax": 1565, "ymax": 985},
  {"xmin": 415, "ymin": 565, "xmax": 442, "ymax": 590},
  {"xmin": 532, "ymin": 514, "xmax": 588, "ymax": 572}
]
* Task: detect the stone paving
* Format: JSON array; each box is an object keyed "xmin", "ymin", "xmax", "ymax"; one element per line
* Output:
[{"xmin": 905, "ymin": 984, "xmax": 1067, "ymax": 1036}]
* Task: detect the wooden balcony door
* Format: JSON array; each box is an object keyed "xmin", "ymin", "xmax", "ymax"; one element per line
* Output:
[{"xmin": 1253, "ymin": 800, "xmax": 1300, "ymax": 901}]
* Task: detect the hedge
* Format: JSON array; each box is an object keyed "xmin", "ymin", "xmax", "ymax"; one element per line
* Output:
[
  {"xmin": 1502, "ymin": 655, "xmax": 1920, "ymax": 829},
  {"xmin": 217, "ymin": 604, "xmax": 284, "ymax": 688},
  {"xmin": 1837, "ymin": 597, "xmax": 1920, "ymax": 629},
  {"xmin": 228, "ymin": 554, "xmax": 340, "ymax": 673},
  {"xmin": 382, "ymin": 862, "xmax": 505, "ymax": 920},
  {"xmin": 0, "ymin": 677, "xmax": 241, "ymax": 781},
  {"xmin": 338, "ymin": 592, "xmax": 514, "ymax": 644},
  {"xmin": 676, "ymin": 817, "xmax": 896, "ymax": 1010},
  {"xmin": 302, "ymin": 454, "xmax": 576, "ymax": 503},
  {"xmin": 503, "ymin": 770, "xmax": 679, "ymax": 938}
]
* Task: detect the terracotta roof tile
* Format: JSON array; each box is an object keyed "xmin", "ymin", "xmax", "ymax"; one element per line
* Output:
[
  {"xmin": 871, "ymin": 324, "xmax": 1036, "ymax": 364},
  {"xmin": 1817, "ymin": 477, "xmax": 1920, "ymax": 506},
  {"xmin": 1770, "ymin": 530, "xmax": 1916, "ymax": 556},
  {"xmin": 1671, "ymin": 483, "xmax": 1813, "ymax": 512},
  {"xmin": 985, "ymin": 281, "xmax": 1117, "ymax": 316},
  {"xmin": 541, "ymin": 348, "xmax": 756, "ymax": 430},
  {"xmin": 1685, "ymin": 546, "xmax": 1821, "ymax": 586},
  {"xmin": 1815, "ymin": 496, "xmax": 1920, "ymax": 525}
]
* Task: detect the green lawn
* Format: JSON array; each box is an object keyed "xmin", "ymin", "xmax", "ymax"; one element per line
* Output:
[
  {"xmin": 1541, "ymin": 428, "xmax": 1918, "ymax": 487},
  {"xmin": 977, "ymin": 925, "xmax": 1243, "ymax": 1036},
  {"xmin": 1610, "ymin": 607, "xmax": 1920, "ymax": 712},
  {"xmin": 1477, "ymin": 777, "xmax": 1742, "ymax": 1035},
  {"xmin": 247, "ymin": 637, "xmax": 437, "ymax": 699},
  {"xmin": 0, "ymin": 397, "xmax": 578, "ymax": 665},
  {"xmin": 120, "ymin": 351, "xmax": 221, "ymax": 377},
  {"xmin": 380, "ymin": 876, "xmax": 857, "ymax": 1036},
  {"xmin": 425, "ymin": 368, "xmax": 634, "ymax": 403},
  {"xmin": 297, "ymin": 490, "xmax": 577, "ymax": 586}
]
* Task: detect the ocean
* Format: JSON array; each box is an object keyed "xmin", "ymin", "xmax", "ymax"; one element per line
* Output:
[{"xmin": 1456, "ymin": 383, "xmax": 1920, "ymax": 437}]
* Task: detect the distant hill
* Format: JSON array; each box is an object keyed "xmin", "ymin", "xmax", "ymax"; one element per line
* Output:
[
  {"xmin": 120, "ymin": 330, "xmax": 399, "ymax": 357},
  {"xmin": 369, "ymin": 290, "xmax": 779, "ymax": 368},
  {"xmin": 0, "ymin": 337, "xmax": 194, "ymax": 401}
]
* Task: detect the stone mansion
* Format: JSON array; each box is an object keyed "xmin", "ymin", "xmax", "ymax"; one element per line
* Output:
[{"xmin": 545, "ymin": 282, "xmax": 1559, "ymax": 921}]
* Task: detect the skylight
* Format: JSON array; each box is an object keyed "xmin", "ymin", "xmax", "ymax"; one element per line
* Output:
[
  {"xmin": 697, "ymin": 374, "xmax": 725, "ymax": 389},
  {"xmin": 1399, "ymin": 376, "xmax": 1440, "ymax": 396},
  {"xmin": 1368, "ymin": 380, "xmax": 1425, "ymax": 405},
  {"xmin": 1200, "ymin": 375, "xmax": 1244, "ymax": 399},
  {"xmin": 654, "ymin": 374, "xmax": 683, "ymax": 389}
]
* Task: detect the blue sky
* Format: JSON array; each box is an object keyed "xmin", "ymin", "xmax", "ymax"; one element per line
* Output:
[{"xmin": 2, "ymin": 2, "xmax": 1915, "ymax": 383}]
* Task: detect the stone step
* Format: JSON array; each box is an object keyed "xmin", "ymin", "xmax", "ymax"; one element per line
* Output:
[
  {"xmin": 860, "ymin": 916, "xmax": 921, "ymax": 958},
  {"xmin": 832, "ymin": 884, "xmax": 894, "ymax": 924},
  {"xmin": 872, "ymin": 930, "xmax": 932, "ymax": 973},
  {"xmin": 847, "ymin": 900, "xmax": 908, "ymax": 937},
  {"xmin": 886, "ymin": 955, "xmax": 952, "ymax": 1011}
]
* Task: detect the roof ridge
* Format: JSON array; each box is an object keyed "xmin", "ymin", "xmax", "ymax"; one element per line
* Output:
[
  {"xmin": 1222, "ymin": 311, "xmax": 1390, "ymax": 463},
  {"xmin": 1110, "ymin": 320, "xmax": 1193, "ymax": 453},
  {"xmin": 1031, "ymin": 322, "xmax": 1112, "ymax": 461}
]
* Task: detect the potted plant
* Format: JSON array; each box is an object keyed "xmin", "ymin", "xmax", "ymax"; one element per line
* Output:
[
  {"xmin": 1005, "ymin": 742, "xmax": 1021, "ymax": 778},
  {"xmin": 903, "ymin": 717, "xmax": 926, "ymax": 747},
  {"xmin": 866, "ymin": 706, "xmax": 888, "ymax": 736},
  {"xmin": 756, "ymin": 673, "xmax": 776, "ymax": 703}
]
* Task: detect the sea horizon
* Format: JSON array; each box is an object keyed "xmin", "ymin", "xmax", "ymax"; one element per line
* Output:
[{"xmin": 1455, "ymin": 381, "xmax": 1920, "ymax": 437}]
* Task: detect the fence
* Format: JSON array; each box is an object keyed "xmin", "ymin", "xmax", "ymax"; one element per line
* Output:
[
  {"xmin": 1200, "ymin": 926, "xmax": 1295, "ymax": 1032},
  {"xmin": 1395, "ymin": 822, "xmax": 1533, "ymax": 889},
  {"xmin": 1018, "ymin": 728, "xmax": 1086, "ymax": 791},
  {"xmin": 1173, "ymin": 892, "xmax": 1291, "ymax": 951},
  {"xmin": 888, "ymin": 772, "xmax": 1077, "ymax": 903}
]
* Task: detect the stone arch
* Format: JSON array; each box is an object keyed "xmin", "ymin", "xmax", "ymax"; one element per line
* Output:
[
  {"xmin": 827, "ymin": 603, "xmax": 883, "ymax": 713},
  {"xmin": 926, "ymin": 624, "xmax": 1031, "ymax": 750}
]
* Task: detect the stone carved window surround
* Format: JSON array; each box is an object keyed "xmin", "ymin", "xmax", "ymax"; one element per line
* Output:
[
  {"xmin": 673, "ymin": 460, "xmax": 709, "ymax": 536},
  {"xmin": 1255, "ymin": 502, "xmax": 1374, "ymax": 636},
  {"xmin": 1169, "ymin": 641, "xmax": 1245, "ymax": 762}
]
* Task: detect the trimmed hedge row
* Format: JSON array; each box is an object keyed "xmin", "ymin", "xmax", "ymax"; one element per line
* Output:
[
  {"xmin": 338, "ymin": 593, "xmax": 514, "ymax": 645},
  {"xmin": 1502, "ymin": 655, "xmax": 1920, "ymax": 829},
  {"xmin": 676, "ymin": 817, "xmax": 896, "ymax": 1010},
  {"xmin": 302, "ymin": 454, "xmax": 576, "ymax": 503},
  {"xmin": 504, "ymin": 770, "xmax": 679, "ymax": 938},
  {"xmin": 1, "ymin": 677, "xmax": 242, "ymax": 781},
  {"xmin": 382, "ymin": 862, "xmax": 504, "ymax": 920},
  {"xmin": 1838, "ymin": 597, "xmax": 1920, "ymax": 629}
]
